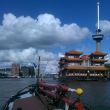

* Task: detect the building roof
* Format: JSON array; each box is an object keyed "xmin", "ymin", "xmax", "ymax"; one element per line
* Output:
[
  {"xmin": 90, "ymin": 51, "xmax": 107, "ymax": 56},
  {"xmin": 65, "ymin": 58, "xmax": 83, "ymax": 62},
  {"xmin": 65, "ymin": 50, "xmax": 83, "ymax": 55},
  {"xmin": 88, "ymin": 66, "xmax": 108, "ymax": 71},
  {"xmin": 81, "ymin": 55, "xmax": 90, "ymax": 60}
]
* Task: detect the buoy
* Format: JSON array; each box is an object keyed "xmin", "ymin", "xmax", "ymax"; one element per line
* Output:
[{"xmin": 75, "ymin": 88, "xmax": 83, "ymax": 96}]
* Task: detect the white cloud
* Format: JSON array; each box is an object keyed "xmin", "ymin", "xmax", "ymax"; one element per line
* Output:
[
  {"xmin": 37, "ymin": 50, "xmax": 59, "ymax": 74},
  {"xmin": 0, "ymin": 13, "xmax": 90, "ymax": 49},
  {"xmin": 105, "ymin": 54, "xmax": 110, "ymax": 63},
  {"xmin": 0, "ymin": 48, "xmax": 59, "ymax": 63},
  {"xmin": 0, "ymin": 13, "xmax": 91, "ymax": 73},
  {"xmin": 100, "ymin": 20, "xmax": 110, "ymax": 35},
  {"xmin": 0, "ymin": 48, "xmax": 59, "ymax": 74},
  {"xmin": 58, "ymin": 53, "xmax": 65, "ymax": 58},
  {"xmin": 0, "ymin": 47, "xmax": 37, "ymax": 63}
]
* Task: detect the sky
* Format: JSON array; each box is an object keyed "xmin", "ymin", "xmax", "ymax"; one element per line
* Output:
[{"xmin": 0, "ymin": 0, "xmax": 110, "ymax": 71}]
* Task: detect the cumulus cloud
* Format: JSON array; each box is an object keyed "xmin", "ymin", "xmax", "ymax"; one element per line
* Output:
[
  {"xmin": 100, "ymin": 20, "xmax": 110, "ymax": 35},
  {"xmin": 0, "ymin": 13, "xmax": 90, "ymax": 49},
  {"xmin": 0, "ymin": 13, "xmax": 91, "ymax": 73},
  {"xmin": 105, "ymin": 54, "xmax": 110, "ymax": 63},
  {"xmin": 0, "ymin": 48, "xmax": 59, "ymax": 74},
  {"xmin": 0, "ymin": 48, "xmax": 60, "ymax": 63},
  {"xmin": 0, "ymin": 48, "xmax": 37, "ymax": 63}
]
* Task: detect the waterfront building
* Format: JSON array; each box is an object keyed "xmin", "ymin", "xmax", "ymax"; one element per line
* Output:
[
  {"xmin": 59, "ymin": 50, "xmax": 109, "ymax": 80},
  {"xmin": 12, "ymin": 64, "xmax": 20, "ymax": 76}
]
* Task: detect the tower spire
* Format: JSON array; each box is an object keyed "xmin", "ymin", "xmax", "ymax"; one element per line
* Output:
[{"xmin": 97, "ymin": 0, "xmax": 100, "ymax": 30}]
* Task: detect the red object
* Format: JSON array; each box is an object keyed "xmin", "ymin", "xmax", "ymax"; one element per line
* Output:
[
  {"xmin": 38, "ymin": 80, "xmax": 85, "ymax": 110},
  {"xmin": 74, "ymin": 102, "xmax": 85, "ymax": 110},
  {"xmin": 39, "ymin": 81, "xmax": 69, "ymax": 92},
  {"xmin": 39, "ymin": 81, "xmax": 58, "ymax": 90},
  {"xmin": 39, "ymin": 87, "xmax": 57, "ymax": 99},
  {"xmin": 62, "ymin": 97, "xmax": 75, "ymax": 105}
]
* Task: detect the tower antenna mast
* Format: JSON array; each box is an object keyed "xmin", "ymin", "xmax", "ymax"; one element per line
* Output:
[{"xmin": 97, "ymin": 0, "xmax": 100, "ymax": 30}]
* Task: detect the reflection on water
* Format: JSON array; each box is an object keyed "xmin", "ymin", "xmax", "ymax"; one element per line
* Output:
[{"xmin": 0, "ymin": 78, "xmax": 110, "ymax": 110}]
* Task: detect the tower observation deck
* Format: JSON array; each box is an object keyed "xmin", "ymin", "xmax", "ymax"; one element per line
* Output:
[{"xmin": 92, "ymin": 0, "xmax": 104, "ymax": 51}]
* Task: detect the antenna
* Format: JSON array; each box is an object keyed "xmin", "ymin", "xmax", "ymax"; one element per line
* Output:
[{"xmin": 97, "ymin": 0, "xmax": 100, "ymax": 30}]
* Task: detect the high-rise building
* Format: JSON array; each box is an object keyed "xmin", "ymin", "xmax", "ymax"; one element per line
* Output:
[{"xmin": 12, "ymin": 64, "xmax": 20, "ymax": 76}]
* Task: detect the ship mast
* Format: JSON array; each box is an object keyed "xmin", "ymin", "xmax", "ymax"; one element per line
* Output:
[{"xmin": 37, "ymin": 56, "xmax": 40, "ymax": 83}]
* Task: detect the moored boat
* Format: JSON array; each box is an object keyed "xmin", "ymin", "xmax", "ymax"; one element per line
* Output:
[{"xmin": 2, "ymin": 80, "xmax": 89, "ymax": 110}]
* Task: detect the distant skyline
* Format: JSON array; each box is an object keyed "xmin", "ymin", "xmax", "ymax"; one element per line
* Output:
[{"xmin": 0, "ymin": 0, "xmax": 110, "ymax": 66}]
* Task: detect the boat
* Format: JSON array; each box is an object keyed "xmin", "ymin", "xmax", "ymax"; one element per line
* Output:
[
  {"xmin": 2, "ymin": 57, "xmax": 89, "ymax": 110},
  {"xmin": 2, "ymin": 79, "xmax": 90, "ymax": 110}
]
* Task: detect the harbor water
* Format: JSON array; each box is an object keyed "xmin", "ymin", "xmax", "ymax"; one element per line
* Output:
[{"xmin": 0, "ymin": 78, "xmax": 110, "ymax": 110}]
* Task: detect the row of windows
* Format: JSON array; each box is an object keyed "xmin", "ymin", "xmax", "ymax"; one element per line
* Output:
[{"xmin": 65, "ymin": 73, "xmax": 104, "ymax": 77}]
